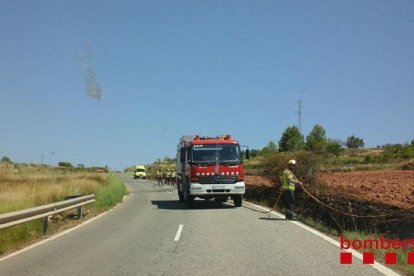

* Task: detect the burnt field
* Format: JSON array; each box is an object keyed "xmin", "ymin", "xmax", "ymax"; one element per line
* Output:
[{"xmin": 244, "ymin": 171, "xmax": 414, "ymax": 238}]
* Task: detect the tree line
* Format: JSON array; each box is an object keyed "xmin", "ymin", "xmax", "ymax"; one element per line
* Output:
[
  {"xmin": 249, "ymin": 124, "xmax": 365, "ymax": 158},
  {"xmin": 249, "ymin": 124, "xmax": 414, "ymax": 162}
]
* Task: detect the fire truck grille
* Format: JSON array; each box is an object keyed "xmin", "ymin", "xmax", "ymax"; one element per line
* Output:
[{"xmin": 198, "ymin": 176, "xmax": 237, "ymax": 184}]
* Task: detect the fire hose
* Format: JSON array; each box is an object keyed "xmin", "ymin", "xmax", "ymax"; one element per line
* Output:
[
  {"xmin": 243, "ymin": 183, "xmax": 411, "ymax": 219},
  {"xmin": 299, "ymin": 184, "xmax": 408, "ymax": 218}
]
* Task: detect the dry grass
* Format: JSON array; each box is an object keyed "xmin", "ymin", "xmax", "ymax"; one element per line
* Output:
[
  {"xmin": 0, "ymin": 164, "xmax": 107, "ymax": 214},
  {"xmin": 0, "ymin": 164, "xmax": 126, "ymax": 256}
]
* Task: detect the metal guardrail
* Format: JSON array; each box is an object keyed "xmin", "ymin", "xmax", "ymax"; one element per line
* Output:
[{"xmin": 0, "ymin": 194, "xmax": 96, "ymax": 235}]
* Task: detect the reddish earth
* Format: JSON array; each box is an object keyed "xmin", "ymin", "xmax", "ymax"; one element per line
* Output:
[
  {"xmin": 245, "ymin": 171, "xmax": 414, "ymax": 210},
  {"xmin": 317, "ymin": 170, "xmax": 414, "ymax": 210},
  {"xmin": 245, "ymin": 175, "xmax": 274, "ymax": 187}
]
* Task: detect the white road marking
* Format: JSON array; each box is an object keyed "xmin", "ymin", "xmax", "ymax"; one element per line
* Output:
[
  {"xmin": 174, "ymin": 224, "xmax": 184, "ymax": 242},
  {"xmin": 244, "ymin": 201, "xmax": 400, "ymax": 276}
]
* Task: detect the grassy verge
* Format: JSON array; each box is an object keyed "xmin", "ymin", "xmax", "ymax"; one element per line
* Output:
[
  {"xmin": 298, "ymin": 215, "xmax": 340, "ymax": 237},
  {"xmin": 0, "ymin": 221, "xmax": 44, "ymax": 255},
  {"xmin": 0, "ymin": 166, "xmax": 127, "ymax": 256},
  {"xmin": 94, "ymin": 174, "xmax": 127, "ymax": 208}
]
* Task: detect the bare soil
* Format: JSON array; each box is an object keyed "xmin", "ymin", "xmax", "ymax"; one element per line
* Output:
[
  {"xmin": 244, "ymin": 171, "xmax": 414, "ymax": 238},
  {"xmin": 246, "ymin": 170, "xmax": 414, "ymax": 210},
  {"xmin": 245, "ymin": 175, "xmax": 274, "ymax": 187},
  {"xmin": 317, "ymin": 170, "xmax": 414, "ymax": 210}
]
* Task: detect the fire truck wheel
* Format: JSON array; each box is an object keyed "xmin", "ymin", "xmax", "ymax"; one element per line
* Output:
[
  {"xmin": 233, "ymin": 195, "xmax": 242, "ymax": 207},
  {"xmin": 178, "ymin": 191, "xmax": 184, "ymax": 203},
  {"xmin": 184, "ymin": 193, "xmax": 193, "ymax": 208}
]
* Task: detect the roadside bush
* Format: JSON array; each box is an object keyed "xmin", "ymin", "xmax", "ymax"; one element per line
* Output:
[
  {"xmin": 261, "ymin": 151, "xmax": 319, "ymax": 185},
  {"xmin": 1, "ymin": 156, "xmax": 12, "ymax": 164},
  {"xmin": 401, "ymin": 161, "xmax": 414, "ymax": 170},
  {"xmin": 378, "ymin": 144, "xmax": 414, "ymax": 162},
  {"xmin": 364, "ymin": 155, "xmax": 373, "ymax": 163},
  {"xmin": 58, "ymin": 161, "xmax": 73, "ymax": 168}
]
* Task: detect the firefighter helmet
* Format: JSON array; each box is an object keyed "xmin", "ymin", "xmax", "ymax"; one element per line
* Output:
[{"xmin": 288, "ymin": 159, "xmax": 296, "ymax": 165}]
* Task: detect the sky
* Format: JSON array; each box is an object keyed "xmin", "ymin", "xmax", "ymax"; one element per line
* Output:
[{"xmin": 1, "ymin": 0, "xmax": 413, "ymax": 170}]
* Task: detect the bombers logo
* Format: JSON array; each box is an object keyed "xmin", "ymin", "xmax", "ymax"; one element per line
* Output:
[{"xmin": 339, "ymin": 235, "xmax": 414, "ymax": 265}]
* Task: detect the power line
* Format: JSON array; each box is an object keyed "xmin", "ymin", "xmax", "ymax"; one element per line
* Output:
[{"xmin": 297, "ymin": 100, "xmax": 304, "ymax": 133}]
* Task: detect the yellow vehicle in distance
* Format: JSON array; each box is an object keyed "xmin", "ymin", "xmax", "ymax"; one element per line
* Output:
[{"xmin": 134, "ymin": 165, "xmax": 146, "ymax": 179}]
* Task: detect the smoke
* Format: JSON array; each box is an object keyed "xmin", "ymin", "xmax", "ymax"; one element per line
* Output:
[{"xmin": 80, "ymin": 49, "xmax": 102, "ymax": 101}]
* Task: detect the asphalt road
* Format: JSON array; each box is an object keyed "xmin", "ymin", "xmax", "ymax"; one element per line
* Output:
[{"xmin": 0, "ymin": 175, "xmax": 390, "ymax": 275}]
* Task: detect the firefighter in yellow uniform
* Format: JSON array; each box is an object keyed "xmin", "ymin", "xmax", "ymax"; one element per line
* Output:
[
  {"xmin": 170, "ymin": 169, "xmax": 176, "ymax": 186},
  {"xmin": 281, "ymin": 159, "xmax": 302, "ymax": 220},
  {"xmin": 157, "ymin": 169, "xmax": 163, "ymax": 185},
  {"xmin": 165, "ymin": 169, "xmax": 171, "ymax": 185}
]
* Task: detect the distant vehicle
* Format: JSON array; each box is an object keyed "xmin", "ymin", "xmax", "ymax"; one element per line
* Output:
[
  {"xmin": 134, "ymin": 165, "xmax": 146, "ymax": 179},
  {"xmin": 176, "ymin": 135, "xmax": 248, "ymax": 208}
]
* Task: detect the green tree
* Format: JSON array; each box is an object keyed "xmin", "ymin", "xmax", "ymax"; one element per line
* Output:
[
  {"xmin": 58, "ymin": 161, "xmax": 73, "ymax": 167},
  {"xmin": 411, "ymin": 139, "xmax": 414, "ymax": 146},
  {"xmin": 326, "ymin": 139, "xmax": 344, "ymax": 157},
  {"xmin": 305, "ymin": 124, "xmax": 327, "ymax": 153},
  {"xmin": 251, "ymin": 149, "xmax": 260, "ymax": 157},
  {"xmin": 163, "ymin": 156, "xmax": 173, "ymax": 162},
  {"xmin": 1, "ymin": 156, "xmax": 12, "ymax": 163},
  {"xmin": 346, "ymin": 135, "xmax": 364, "ymax": 149},
  {"xmin": 154, "ymin": 158, "xmax": 162, "ymax": 164},
  {"xmin": 279, "ymin": 126, "xmax": 304, "ymax": 152},
  {"xmin": 261, "ymin": 141, "xmax": 278, "ymax": 154}
]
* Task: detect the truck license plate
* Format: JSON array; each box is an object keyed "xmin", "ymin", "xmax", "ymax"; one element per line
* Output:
[{"xmin": 213, "ymin": 185, "xmax": 225, "ymax": 190}]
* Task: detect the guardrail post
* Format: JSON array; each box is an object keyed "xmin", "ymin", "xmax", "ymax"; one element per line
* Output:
[
  {"xmin": 0, "ymin": 194, "xmax": 95, "ymax": 231},
  {"xmin": 43, "ymin": 217, "xmax": 49, "ymax": 235},
  {"xmin": 77, "ymin": 206, "xmax": 83, "ymax": 220}
]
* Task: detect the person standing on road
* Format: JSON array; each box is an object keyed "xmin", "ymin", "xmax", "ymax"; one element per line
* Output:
[
  {"xmin": 157, "ymin": 169, "xmax": 163, "ymax": 186},
  {"xmin": 170, "ymin": 169, "xmax": 176, "ymax": 186},
  {"xmin": 281, "ymin": 159, "xmax": 302, "ymax": 220},
  {"xmin": 165, "ymin": 169, "xmax": 171, "ymax": 185}
]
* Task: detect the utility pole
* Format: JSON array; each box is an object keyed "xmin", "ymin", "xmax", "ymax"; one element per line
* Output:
[{"xmin": 297, "ymin": 100, "xmax": 304, "ymax": 133}]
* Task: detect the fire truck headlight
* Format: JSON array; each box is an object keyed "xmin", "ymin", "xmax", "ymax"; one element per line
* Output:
[
  {"xmin": 191, "ymin": 186, "xmax": 202, "ymax": 191},
  {"xmin": 235, "ymin": 186, "xmax": 245, "ymax": 190}
]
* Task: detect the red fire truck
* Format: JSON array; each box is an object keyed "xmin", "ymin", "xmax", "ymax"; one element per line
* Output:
[{"xmin": 176, "ymin": 135, "xmax": 248, "ymax": 208}]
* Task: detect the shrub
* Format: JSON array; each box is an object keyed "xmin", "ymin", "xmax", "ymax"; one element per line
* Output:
[
  {"xmin": 58, "ymin": 161, "xmax": 73, "ymax": 168},
  {"xmin": 1, "ymin": 156, "xmax": 12, "ymax": 163},
  {"xmin": 379, "ymin": 144, "xmax": 414, "ymax": 162},
  {"xmin": 261, "ymin": 151, "xmax": 319, "ymax": 184},
  {"xmin": 326, "ymin": 140, "xmax": 344, "ymax": 157}
]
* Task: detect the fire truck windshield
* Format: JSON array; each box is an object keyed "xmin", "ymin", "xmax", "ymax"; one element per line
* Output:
[{"xmin": 191, "ymin": 144, "xmax": 241, "ymax": 164}]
